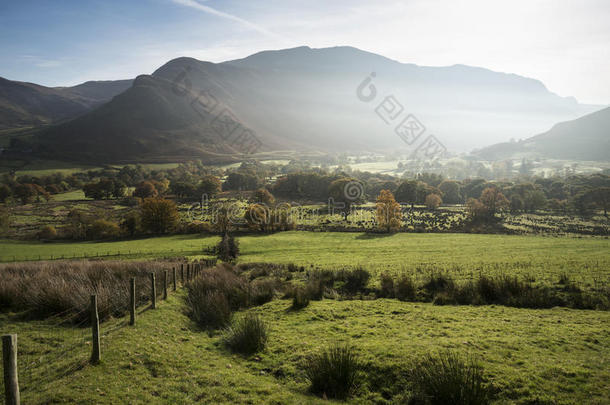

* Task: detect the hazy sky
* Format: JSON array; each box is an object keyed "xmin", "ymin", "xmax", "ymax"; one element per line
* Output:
[{"xmin": 1, "ymin": 0, "xmax": 609, "ymax": 104}]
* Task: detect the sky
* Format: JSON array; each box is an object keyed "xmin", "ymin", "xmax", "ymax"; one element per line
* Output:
[{"xmin": 1, "ymin": 0, "xmax": 609, "ymax": 105}]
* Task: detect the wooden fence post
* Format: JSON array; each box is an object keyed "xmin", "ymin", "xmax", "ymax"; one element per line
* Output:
[
  {"xmin": 129, "ymin": 278, "xmax": 136, "ymax": 326},
  {"xmin": 180, "ymin": 264, "xmax": 185, "ymax": 285},
  {"xmin": 172, "ymin": 267, "xmax": 177, "ymax": 291},
  {"xmin": 163, "ymin": 270, "xmax": 168, "ymax": 300},
  {"xmin": 150, "ymin": 273, "xmax": 156, "ymax": 309},
  {"xmin": 186, "ymin": 264, "xmax": 190, "ymax": 282},
  {"xmin": 2, "ymin": 334, "xmax": 20, "ymax": 405},
  {"xmin": 90, "ymin": 295, "xmax": 101, "ymax": 364}
]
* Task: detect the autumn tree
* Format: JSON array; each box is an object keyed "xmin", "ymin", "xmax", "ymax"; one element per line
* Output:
[
  {"xmin": 252, "ymin": 188, "xmax": 275, "ymax": 206},
  {"xmin": 376, "ymin": 189, "xmax": 402, "ymax": 232},
  {"xmin": 140, "ymin": 198, "xmax": 179, "ymax": 234},
  {"xmin": 480, "ymin": 187, "xmax": 509, "ymax": 216},
  {"xmin": 133, "ymin": 181, "xmax": 158, "ymax": 199},
  {"xmin": 425, "ymin": 193, "xmax": 442, "ymax": 210}
]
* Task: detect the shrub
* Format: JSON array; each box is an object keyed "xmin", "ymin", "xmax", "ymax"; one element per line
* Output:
[
  {"xmin": 88, "ymin": 219, "xmax": 120, "ymax": 240},
  {"xmin": 187, "ymin": 290, "xmax": 232, "ymax": 330},
  {"xmin": 0, "ymin": 260, "xmax": 172, "ymax": 323},
  {"xmin": 217, "ymin": 234, "xmax": 239, "ymax": 262},
  {"xmin": 223, "ymin": 313, "xmax": 268, "ymax": 354},
  {"xmin": 140, "ymin": 198, "xmax": 179, "ymax": 234},
  {"xmin": 395, "ymin": 276, "xmax": 416, "ymax": 301},
  {"xmin": 291, "ymin": 287, "xmax": 310, "ymax": 310},
  {"xmin": 343, "ymin": 267, "xmax": 371, "ymax": 294},
  {"xmin": 305, "ymin": 344, "xmax": 361, "ymax": 399},
  {"xmin": 38, "ymin": 225, "xmax": 57, "ymax": 240},
  {"xmin": 423, "ymin": 274, "xmax": 455, "ymax": 296},
  {"xmin": 407, "ymin": 351, "xmax": 492, "ymax": 405},
  {"xmin": 249, "ymin": 279, "xmax": 277, "ymax": 306},
  {"xmin": 379, "ymin": 273, "xmax": 395, "ymax": 298}
]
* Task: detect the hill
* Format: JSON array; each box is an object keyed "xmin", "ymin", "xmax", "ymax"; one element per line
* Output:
[
  {"xmin": 475, "ymin": 106, "xmax": 610, "ymax": 161},
  {"xmin": 0, "ymin": 76, "xmax": 132, "ymax": 130},
  {"xmin": 21, "ymin": 46, "xmax": 604, "ymax": 162}
]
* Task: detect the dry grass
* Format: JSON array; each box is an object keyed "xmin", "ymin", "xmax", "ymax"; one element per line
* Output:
[{"xmin": 0, "ymin": 260, "xmax": 179, "ymax": 323}]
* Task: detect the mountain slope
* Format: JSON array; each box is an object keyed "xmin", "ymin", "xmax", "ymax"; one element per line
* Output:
[
  {"xmin": 0, "ymin": 77, "xmax": 132, "ymax": 130},
  {"xmin": 475, "ymin": 107, "xmax": 610, "ymax": 161},
  {"xmin": 36, "ymin": 74, "xmax": 256, "ymax": 163},
  {"xmin": 26, "ymin": 46, "xmax": 604, "ymax": 162}
]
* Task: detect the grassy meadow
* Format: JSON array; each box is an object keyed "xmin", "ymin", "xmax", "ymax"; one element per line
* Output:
[
  {"xmin": 1, "ymin": 231, "xmax": 609, "ymax": 403},
  {"xmin": 2, "ymin": 232, "xmax": 608, "ymax": 288},
  {"xmin": 2, "ymin": 291, "xmax": 609, "ymax": 404}
]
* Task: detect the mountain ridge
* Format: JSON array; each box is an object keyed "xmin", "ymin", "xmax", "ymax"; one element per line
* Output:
[{"xmin": 3, "ymin": 46, "xmax": 605, "ymax": 163}]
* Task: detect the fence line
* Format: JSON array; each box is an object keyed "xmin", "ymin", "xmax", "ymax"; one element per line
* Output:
[
  {"xmin": 1, "ymin": 258, "xmax": 217, "ymax": 403},
  {"xmin": 0, "ymin": 248, "xmax": 216, "ymax": 264}
]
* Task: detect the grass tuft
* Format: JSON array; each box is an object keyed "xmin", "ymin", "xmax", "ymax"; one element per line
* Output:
[
  {"xmin": 305, "ymin": 343, "xmax": 361, "ymax": 399},
  {"xmin": 223, "ymin": 313, "xmax": 268, "ymax": 354}
]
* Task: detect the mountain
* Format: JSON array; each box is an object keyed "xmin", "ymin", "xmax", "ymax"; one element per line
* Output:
[
  {"xmin": 474, "ymin": 107, "xmax": 610, "ymax": 161},
  {"xmin": 22, "ymin": 46, "xmax": 604, "ymax": 162},
  {"xmin": 0, "ymin": 77, "xmax": 132, "ymax": 130}
]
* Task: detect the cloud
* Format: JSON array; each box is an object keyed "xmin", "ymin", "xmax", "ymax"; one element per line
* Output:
[{"xmin": 171, "ymin": 0, "xmax": 278, "ymax": 39}]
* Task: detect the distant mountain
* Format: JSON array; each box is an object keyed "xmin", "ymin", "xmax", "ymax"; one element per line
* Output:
[
  {"xmin": 0, "ymin": 77, "xmax": 132, "ymax": 130},
  {"xmin": 474, "ymin": 107, "xmax": 610, "ymax": 161},
  {"xmin": 19, "ymin": 46, "xmax": 604, "ymax": 163}
]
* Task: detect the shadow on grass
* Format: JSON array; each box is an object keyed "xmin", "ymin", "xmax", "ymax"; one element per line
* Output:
[{"xmin": 355, "ymin": 232, "xmax": 395, "ymax": 239}]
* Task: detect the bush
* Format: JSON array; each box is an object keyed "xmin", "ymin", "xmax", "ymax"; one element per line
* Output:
[
  {"xmin": 223, "ymin": 313, "xmax": 268, "ymax": 354},
  {"xmin": 249, "ymin": 279, "xmax": 277, "ymax": 306},
  {"xmin": 0, "ymin": 260, "xmax": 172, "ymax": 323},
  {"xmin": 38, "ymin": 225, "xmax": 57, "ymax": 240},
  {"xmin": 407, "ymin": 351, "xmax": 492, "ymax": 405},
  {"xmin": 140, "ymin": 198, "xmax": 179, "ymax": 234},
  {"xmin": 343, "ymin": 267, "xmax": 371, "ymax": 294},
  {"xmin": 88, "ymin": 219, "xmax": 120, "ymax": 240},
  {"xmin": 379, "ymin": 273, "xmax": 395, "ymax": 298},
  {"xmin": 395, "ymin": 276, "xmax": 416, "ymax": 301},
  {"xmin": 217, "ymin": 233, "xmax": 239, "ymax": 262},
  {"xmin": 305, "ymin": 344, "xmax": 361, "ymax": 399},
  {"xmin": 291, "ymin": 287, "xmax": 310, "ymax": 310},
  {"xmin": 186, "ymin": 290, "xmax": 232, "ymax": 329}
]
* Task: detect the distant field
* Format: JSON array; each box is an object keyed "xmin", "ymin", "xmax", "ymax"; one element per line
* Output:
[{"xmin": 1, "ymin": 232, "xmax": 608, "ymax": 289}]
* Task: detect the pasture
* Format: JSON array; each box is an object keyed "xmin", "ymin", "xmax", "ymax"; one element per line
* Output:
[{"xmin": 1, "ymin": 232, "xmax": 608, "ymax": 290}]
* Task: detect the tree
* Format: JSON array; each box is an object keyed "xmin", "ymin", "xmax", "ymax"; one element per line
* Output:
[
  {"xmin": 244, "ymin": 204, "xmax": 269, "ymax": 232},
  {"xmin": 14, "ymin": 184, "xmax": 37, "ymax": 204},
  {"xmin": 223, "ymin": 172, "xmax": 260, "ymax": 191},
  {"xmin": 252, "ymin": 188, "xmax": 275, "ymax": 206},
  {"xmin": 198, "ymin": 175, "xmax": 222, "ymax": 198},
  {"xmin": 438, "ymin": 180, "xmax": 462, "ymax": 204},
  {"xmin": 328, "ymin": 178, "xmax": 364, "ymax": 220},
  {"xmin": 510, "ymin": 195, "xmax": 524, "ymax": 212},
  {"xmin": 394, "ymin": 180, "xmax": 418, "ymax": 208},
  {"xmin": 121, "ymin": 211, "xmax": 140, "ymax": 237},
  {"xmin": 425, "ymin": 193, "xmax": 442, "ymax": 210},
  {"xmin": 0, "ymin": 184, "xmax": 12, "ymax": 203},
  {"xmin": 479, "ymin": 187, "xmax": 510, "ymax": 217},
  {"xmin": 38, "ymin": 225, "xmax": 57, "ymax": 240},
  {"xmin": 140, "ymin": 198, "xmax": 179, "ymax": 234},
  {"xmin": 524, "ymin": 190, "xmax": 547, "ymax": 212},
  {"xmin": 88, "ymin": 219, "xmax": 120, "ymax": 240},
  {"xmin": 133, "ymin": 181, "xmax": 158, "ymax": 199},
  {"xmin": 217, "ymin": 233, "xmax": 239, "ymax": 262},
  {"xmin": 376, "ymin": 190, "xmax": 401, "ymax": 232}
]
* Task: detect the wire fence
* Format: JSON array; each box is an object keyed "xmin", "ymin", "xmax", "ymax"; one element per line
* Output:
[
  {"xmin": 0, "ymin": 247, "xmax": 216, "ymax": 263},
  {"xmin": 0, "ymin": 260, "xmax": 215, "ymax": 403}
]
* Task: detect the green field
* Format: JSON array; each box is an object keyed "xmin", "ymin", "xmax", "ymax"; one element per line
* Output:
[
  {"xmin": 1, "ymin": 231, "xmax": 609, "ymax": 403},
  {"xmin": 2, "ymin": 291, "xmax": 608, "ymax": 404},
  {"xmin": 1, "ymin": 232, "xmax": 608, "ymax": 288}
]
